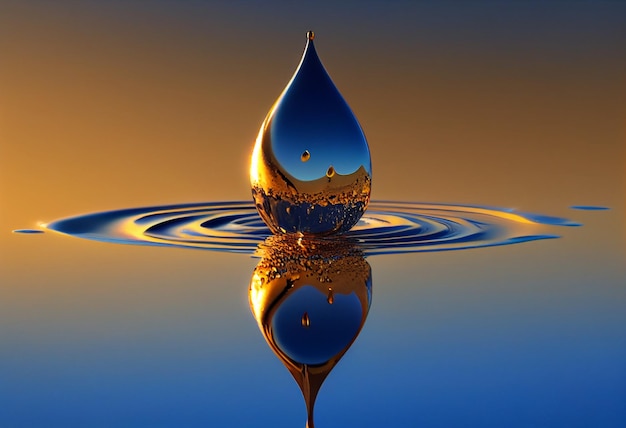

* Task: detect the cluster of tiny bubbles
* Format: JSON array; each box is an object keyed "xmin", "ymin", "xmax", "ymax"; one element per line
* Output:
[{"xmin": 42, "ymin": 201, "xmax": 581, "ymax": 256}]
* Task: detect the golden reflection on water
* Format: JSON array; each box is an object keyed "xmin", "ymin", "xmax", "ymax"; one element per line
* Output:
[{"xmin": 249, "ymin": 235, "xmax": 371, "ymax": 428}]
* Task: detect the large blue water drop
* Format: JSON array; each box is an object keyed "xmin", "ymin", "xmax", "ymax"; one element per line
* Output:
[{"xmin": 250, "ymin": 31, "xmax": 372, "ymax": 235}]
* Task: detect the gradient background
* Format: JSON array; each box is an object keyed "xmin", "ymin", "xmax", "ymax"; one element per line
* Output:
[{"xmin": 1, "ymin": 1, "xmax": 625, "ymax": 427}]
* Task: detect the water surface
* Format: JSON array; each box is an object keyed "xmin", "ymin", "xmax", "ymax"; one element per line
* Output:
[{"xmin": 45, "ymin": 200, "xmax": 579, "ymax": 255}]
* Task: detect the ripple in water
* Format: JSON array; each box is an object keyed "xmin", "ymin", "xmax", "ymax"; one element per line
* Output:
[
  {"xmin": 44, "ymin": 201, "xmax": 579, "ymax": 256},
  {"xmin": 570, "ymin": 205, "xmax": 610, "ymax": 211}
]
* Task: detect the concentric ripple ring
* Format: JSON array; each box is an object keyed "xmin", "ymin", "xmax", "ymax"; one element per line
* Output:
[{"xmin": 44, "ymin": 201, "xmax": 579, "ymax": 256}]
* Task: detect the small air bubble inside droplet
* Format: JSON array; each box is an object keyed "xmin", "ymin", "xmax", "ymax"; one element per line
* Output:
[
  {"xmin": 301, "ymin": 312, "xmax": 310, "ymax": 328},
  {"xmin": 301, "ymin": 150, "xmax": 310, "ymax": 162},
  {"xmin": 326, "ymin": 166, "xmax": 335, "ymax": 178}
]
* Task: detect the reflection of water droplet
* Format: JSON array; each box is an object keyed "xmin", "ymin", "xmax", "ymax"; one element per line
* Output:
[
  {"xmin": 250, "ymin": 32, "xmax": 372, "ymax": 235},
  {"xmin": 301, "ymin": 312, "xmax": 310, "ymax": 328},
  {"xmin": 249, "ymin": 235, "xmax": 372, "ymax": 428}
]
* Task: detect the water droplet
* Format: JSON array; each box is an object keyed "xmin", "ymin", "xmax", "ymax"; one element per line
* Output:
[
  {"xmin": 250, "ymin": 32, "xmax": 372, "ymax": 235},
  {"xmin": 327, "ymin": 288, "xmax": 334, "ymax": 304},
  {"xmin": 307, "ymin": 30, "xmax": 315, "ymax": 41},
  {"xmin": 301, "ymin": 312, "xmax": 310, "ymax": 328}
]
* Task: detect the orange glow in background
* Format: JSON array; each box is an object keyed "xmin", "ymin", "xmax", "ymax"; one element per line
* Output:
[{"xmin": 0, "ymin": 2, "xmax": 624, "ymax": 427}]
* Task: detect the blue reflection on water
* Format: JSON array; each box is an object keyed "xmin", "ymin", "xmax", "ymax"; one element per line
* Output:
[{"xmin": 570, "ymin": 205, "xmax": 610, "ymax": 211}]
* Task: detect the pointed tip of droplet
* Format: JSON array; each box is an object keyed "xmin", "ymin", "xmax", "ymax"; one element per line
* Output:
[{"xmin": 307, "ymin": 30, "xmax": 315, "ymax": 41}]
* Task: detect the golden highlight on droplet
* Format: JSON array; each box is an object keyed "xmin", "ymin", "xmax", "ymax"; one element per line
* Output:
[
  {"xmin": 301, "ymin": 150, "xmax": 311, "ymax": 162},
  {"xmin": 327, "ymin": 288, "xmax": 334, "ymax": 305},
  {"xmin": 326, "ymin": 165, "xmax": 335, "ymax": 178},
  {"xmin": 307, "ymin": 30, "xmax": 315, "ymax": 40}
]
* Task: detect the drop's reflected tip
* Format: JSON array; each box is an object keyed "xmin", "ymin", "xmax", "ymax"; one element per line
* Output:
[{"xmin": 307, "ymin": 30, "xmax": 315, "ymax": 40}]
